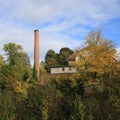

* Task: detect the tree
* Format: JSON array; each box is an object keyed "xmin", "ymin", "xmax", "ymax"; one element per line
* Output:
[
  {"xmin": 3, "ymin": 43, "xmax": 22, "ymax": 66},
  {"xmin": 0, "ymin": 55, "xmax": 4, "ymax": 68},
  {"xmin": 75, "ymin": 29, "xmax": 116, "ymax": 76},
  {"xmin": 0, "ymin": 91, "xmax": 16, "ymax": 120},
  {"xmin": 0, "ymin": 43, "xmax": 32, "ymax": 120},
  {"xmin": 44, "ymin": 48, "xmax": 73, "ymax": 72},
  {"xmin": 3, "ymin": 43, "xmax": 31, "ymax": 77},
  {"xmin": 2, "ymin": 43, "xmax": 32, "ymax": 92},
  {"xmin": 58, "ymin": 47, "xmax": 73, "ymax": 65},
  {"xmin": 74, "ymin": 29, "xmax": 120, "ymax": 120},
  {"xmin": 45, "ymin": 49, "xmax": 58, "ymax": 72},
  {"xmin": 3, "ymin": 43, "xmax": 31, "ymax": 67}
]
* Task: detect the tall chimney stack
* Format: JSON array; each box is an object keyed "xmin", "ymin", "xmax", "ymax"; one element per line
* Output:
[{"xmin": 34, "ymin": 29, "xmax": 39, "ymax": 80}]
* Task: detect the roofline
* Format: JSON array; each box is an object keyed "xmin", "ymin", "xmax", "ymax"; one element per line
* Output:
[{"xmin": 50, "ymin": 65, "xmax": 71, "ymax": 68}]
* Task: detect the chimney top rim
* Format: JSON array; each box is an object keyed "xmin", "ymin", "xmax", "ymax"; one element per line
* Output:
[{"xmin": 34, "ymin": 29, "xmax": 39, "ymax": 32}]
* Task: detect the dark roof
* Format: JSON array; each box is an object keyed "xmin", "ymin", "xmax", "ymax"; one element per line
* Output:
[{"xmin": 67, "ymin": 53, "xmax": 75, "ymax": 61}]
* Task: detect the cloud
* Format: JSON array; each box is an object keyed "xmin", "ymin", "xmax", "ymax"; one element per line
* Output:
[
  {"xmin": 0, "ymin": 0, "xmax": 120, "ymax": 64},
  {"xmin": 1, "ymin": 0, "xmax": 120, "ymax": 24},
  {"xmin": 0, "ymin": 21, "xmax": 33, "ymax": 55}
]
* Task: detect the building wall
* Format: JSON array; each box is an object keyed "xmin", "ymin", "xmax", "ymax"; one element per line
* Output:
[
  {"xmin": 51, "ymin": 67, "xmax": 76, "ymax": 74},
  {"xmin": 68, "ymin": 61, "xmax": 74, "ymax": 65},
  {"xmin": 50, "ymin": 55, "xmax": 78, "ymax": 74}
]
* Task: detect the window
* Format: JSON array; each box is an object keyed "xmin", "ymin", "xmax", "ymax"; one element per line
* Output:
[
  {"xmin": 62, "ymin": 67, "xmax": 65, "ymax": 71},
  {"xmin": 69, "ymin": 67, "xmax": 72, "ymax": 71}
]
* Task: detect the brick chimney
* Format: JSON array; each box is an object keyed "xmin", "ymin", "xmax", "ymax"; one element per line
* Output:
[{"xmin": 34, "ymin": 30, "xmax": 39, "ymax": 80}]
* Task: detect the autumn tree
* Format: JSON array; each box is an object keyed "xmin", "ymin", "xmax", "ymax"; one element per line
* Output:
[
  {"xmin": 0, "ymin": 43, "xmax": 32, "ymax": 120},
  {"xmin": 75, "ymin": 29, "xmax": 116, "ymax": 77},
  {"xmin": 74, "ymin": 29, "xmax": 120, "ymax": 120}
]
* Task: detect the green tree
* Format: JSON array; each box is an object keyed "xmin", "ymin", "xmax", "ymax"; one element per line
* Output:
[
  {"xmin": 0, "ymin": 43, "xmax": 32, "ymax": 120},
  {"xmin": 3, "ymin": 43, "xmax": 31, "ymax": 67},
  {"xmin": 3, "ymin": 43, "xmax": 31, "ymax": 82},
  {"xmin": 45, "ymin": 49, "xmax": 58, "ymax": 72},
  {"xmin": 58, "ymin": 47, "xmax": 73, "ymax": 65},
  {"xmin": 0, "ymin": 91, "xmax": 16, "ymax": 120},
  {"xmin": 19, "ymin": 83, "xmax": 45, "ymax": 120},
  {"xmin": 3, "ymin": 43, "xmax": 22, "ymax": 66},
  {"xmin": 0, "ymin": 55, "xmax": 4, "ymax": 67}
]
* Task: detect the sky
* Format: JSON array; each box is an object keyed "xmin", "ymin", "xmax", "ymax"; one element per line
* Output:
[{"xmin": 0, "ymin": 0, "xmax": 120, "ymax": 65}]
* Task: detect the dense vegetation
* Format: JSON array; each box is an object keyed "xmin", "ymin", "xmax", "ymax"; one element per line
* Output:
[
  {"xmin": 0, "ymin": 29, "xmax": 120, "ymax": 120},
  {"xmin": 45, "ymin": 47, "xmax": 73, "ymax": 72}
]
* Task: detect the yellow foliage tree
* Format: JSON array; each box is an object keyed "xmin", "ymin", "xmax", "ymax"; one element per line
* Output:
[{"xmin": 75, "ymin": 29, "xmax": 117, "ymax": 76}]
